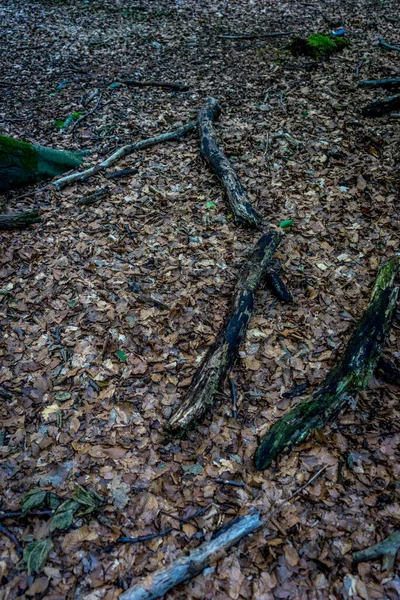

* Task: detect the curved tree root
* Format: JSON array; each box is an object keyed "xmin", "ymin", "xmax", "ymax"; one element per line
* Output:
[
  {"xmin": 255, "ymin": 255, "xmax": 400, "ymax": 470},
  {"xmin": 353, "ymin": 530, "xmax": 400, "ymax": 570},
  {"xmin": 197, "ymin": 97, "xmax": 261, "ymax": 227},
  {"xmin": 166, "ymin": 231, "xmax": 283, "ymax": 437}
]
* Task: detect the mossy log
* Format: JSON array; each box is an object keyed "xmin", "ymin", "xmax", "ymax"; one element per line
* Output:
[
  {"xmin": 255, "ymin": 255, "xmax": 400, "ymax": 470},
  {"xmin": 197, "ymin": 98, "xmax": 261, "ymax": 227},
  {"xmin": 353, "ymin": 530, "xmax": 400, "ymax": 570},
  {"xmin": 166, "ymin": 231, "xmax": 283, "ymax": 437},
  {"xmin": 358, "ymin": 78, "xmax": 400, "ymax": 90},
  {"xmin": 0, "ymin": 134, "xmax": 85, "ymax": 193},
  {"xmin": 362, "ymin": 93, "xmax": 400, "ymax": 117},
  {"xmin": 0, "ymin": 210, "xmax": 41, "ymax": 230},
  {"xmin": 288, "ymin": 34, "xmax": 349, "ymax": 58},
  {"xmin": 120, "ymin": 508, "xmax": 263, "ymax": 600}
]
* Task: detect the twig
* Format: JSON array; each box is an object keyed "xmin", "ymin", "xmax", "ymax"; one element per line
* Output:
[
  {"xmin": 379, "ymin": 38, "xmax": 400, "ymax": 52},
  {"xmin": 268, "ymin": 465, "xmax": 327, "ymax": 521},
  {"xmin": 54, "ymin": 121, "xmax": 196, "ymax": 190},
  {"xmin": 229, "ymin": 375, "xmax": 238, "ymax": 418},
  {"xmin": 355, "ymin": 58, "xmax": 364, "ymax": 77},
  {"xmin": 215, "ymin": 478, "xmax": 245, "ymax": 487},
  {"xmin": 0, "ymin": 523, "xmax": 23, "ymax": 555},
  {"xmin": 128, "ymin": 280, "xmax": 169, "ymax": 310},
  {"xmin": 70, "ymin": 92, "xmax": 102, "ymax": 132},
  {"xmin": 106, "ymin": 168, "xmax": 138, "ymax": 179},
  {"xmin": 117, "ymin": 80, "xmax": 189, "ymax": 91},
  {"xmin": 0, "ymin": 509, "xmax": 54, "ymax": 522},
  {"xmin": 282, "ymin": 381, "xmax": 309, "ymax": 399},
  {"xmin": 222, "ymin": 31, "xmax": 295, "ymax": 40}
]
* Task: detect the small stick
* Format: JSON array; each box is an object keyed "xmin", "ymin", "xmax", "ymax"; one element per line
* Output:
[
  {"xmin": 222, "ymin": 31, "xmax": 295, "ymax": 40},
  {"xmin": 0, "ymin": 523, "xmax": 23, "ymax": 555},
  {"xmin": 70, "ymin": 92, "xmax": 102, "ymax": 132},
  {"xmin": 215, "ymin": 478, "xmax": 245, "ymax": 487},
  {"xmin": 379, "ymin": 38, "xmax": 400, "ymax": 52},
  {"xmin": 229, "ymin": 375, "xmax": 238, "ymax": 418},
  {"xmin": 355, "ymin": 58, "xmax": 364, "ymax": 77},
  {"xmin": 117, "ymin": 80, "xmax": 189, "ymax": 91}
]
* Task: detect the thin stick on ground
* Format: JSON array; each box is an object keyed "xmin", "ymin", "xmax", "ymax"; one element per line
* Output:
[
  {"xmin": 116, "ymin": 80, "xmax": 189, "ymax": 91},
  {"xmin": 379, "ymin": 38, "xmax": 400, "ymax": 52},
  {"xmin": 353, "ymin": 530, "xmax": 400, "ymax": 570},
  {"xmin": 166, "ymin": 231, "xmax": 283, "ymax": 437},
  {"xmin": 222, "ymin": 31, "xmax": 295, "ymax": 40},
  {"xmin": 0, "ymin": 523, "xmax": 23, "ymax": 555},
  {"xmin": 197, "ymin": 97, "xmax": 261, "ymax": 227},
  {"xmin": 54, "ymin": 121, "xmax": 196, "ymax": 190},
  {"xmin": 255, "ymin": 255, "xmax": 400, "ymax": 470}
]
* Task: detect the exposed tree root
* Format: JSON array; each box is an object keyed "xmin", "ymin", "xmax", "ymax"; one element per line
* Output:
[
  {"xmin": 197, "ymin": 97, "xmax": 261, "ymax": 227},
  {"xmin": 358, "ymin": 78, "xmax": 400, "ymax": 90},
  {"xmin": 362, "ymin": 93, "xmax": 400, "ymax": 117},
  {"xmin": 255, "ymin": 255, "xmax": 400, "ymax": 470},
  {"xmin": 379, "ymin": 38, "xmax": 400, "ymax": 52},
  {"xmin": 166, "ymin": 231, "xmax": 283, "ymax": 437},
  {"xmin": 0, "ymin": 209, "xmax": 41, "ymax": 230},
  {"xmin": 353, "ymin": 530, "xmax": 400, "ymax": 570},
  {"xmin": 54, "ymin": 122, "xmax": 196, "ymax": 190},
  {"xmin": 119, "ymin": 508, "xmax": 263, "ymax": 600}
]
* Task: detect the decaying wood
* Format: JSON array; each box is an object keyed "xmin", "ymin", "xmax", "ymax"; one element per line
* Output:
[
  {"xmin": 119, "ymin": 508, "xmax": 263, "ymax": 600},
  {"xmin": 118, "ymin": 80, "xmax": 189, "ymax": 91},
  {"xmin": 265, "ymin": 268, "xmax": 293, "ymax": 302},
  {"xmin": 197, "ymin": 97, "xmax": 261, "ymax": 227},
  {"xmin": 353, "ymin": 530, "xmax": 400, "ymax": 570},
  {"xmin": 166, "ymin": 231, "xmax": 283, "ymax": 437},
  {"xmin": 54, "ymin": 122, "xmax": 196, "ymax": 190},
  {"xmin": 358, "ymin": 78, "xmax": 400, "ymax": 90},
  {"xmin": 255, "ymin": 255, "xmax": 400, "ymax": 470},
  {"xmin": 362, "ymin": 93, "xmax": 400, "ymax": 117},
  {"xmin": 0, "ymin": 134, "xmax": 85, "ymax": 192},
  {"xmin": 379, "ymin": 38, "xmax": 400, "ymax": 52},
  {"xmin": 0, "ymin": 209, "xmax": 41, "ymax": 230}
]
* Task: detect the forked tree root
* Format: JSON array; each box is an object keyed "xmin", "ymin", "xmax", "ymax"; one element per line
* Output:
[
  {"xmin": 353, "ymin": 530, "xmax": 400, "ymax": 570},
  {"xmin": 119, "ymin": 508, "xmax": 263, "ymax": 600},
  {"xmin": 166, "ymin": 231, "xmax": 283, "ymax": 436},
  {"xmin": 197, "ymin": 97, "xmax": 261, "ymax": 227},
  {"xmin": 255, "ymin": 255, "xmax": 400, "ymax": 470}
]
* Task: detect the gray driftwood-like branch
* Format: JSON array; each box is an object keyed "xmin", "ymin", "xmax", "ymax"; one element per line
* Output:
[
  {"xmin": 358, "ymin": 78, "xmax": 400, "ymax": 90},
  {"xmin": 0, "ymin": 210, "xmax": 41, "ymax": 230},
  {"xmin": 119, "ymin": 508, "xmax": 263, "ymax": 600},
  {"xmin": 362, "ymin": 93, "xmax": 400, "ymax": 117},
  {"xmin": 54, "ymin": 122, "xmax": 196, "ymax": 190},
  {"xmin": 166, "ymin": 231, "xmax": 283, "ymax": 437},
  {"xmin": 197, "ymin": 97, "xmax": 261, "ymax": 227},
  {"xmin": 255, "ymin": 255, "xmax": 400, "ymax": 470},
  {"xmin": 353, "ymin": 530, "xmax": 400, "ymax": 570}
]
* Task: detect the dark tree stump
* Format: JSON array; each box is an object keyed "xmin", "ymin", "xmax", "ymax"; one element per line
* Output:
[
  {"xmin": 0, "ymin": 210, "xmax": 41, "ymax": 230},
  {"xmin": 255, "ymin": 255, "xmax": 400, "ymax": 470},
  {"xmin": 166, "ymin": 231, "xmax": 283, "ymax": 436},
  {"xmin": 0, "ymin": 135, "xmax": 85, "ymax": 192},
  {"xmin": 197, "ymin": 98, "xmax": 261, "ymax": 227}
]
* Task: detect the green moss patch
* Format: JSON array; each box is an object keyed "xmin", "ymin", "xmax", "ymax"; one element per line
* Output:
[{"xmin": 288, "ymin": 34, "xmax": 349, "ymax": 58}]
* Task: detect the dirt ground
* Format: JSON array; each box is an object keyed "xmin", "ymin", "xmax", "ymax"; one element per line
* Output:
[{"xmin": 1, "ymin": 0, "xmax": 400, "ymax": 598}]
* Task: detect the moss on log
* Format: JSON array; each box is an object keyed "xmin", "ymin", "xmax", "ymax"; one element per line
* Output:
[
  {"xmin": 166, "ymin": 231, "xmax": 283, "ymax": 437},
  {"xmin": 288, "ymin": 34, "xmax": 349, "ymax": 58},
  {"xmin": 0, "ymin": 210, "xmax": 41, "ymax": 230},
  {"xmin": 0, "ymin": 135, "xmax": 85, "ymax": 192},
  {"xmin": 197, "ymin": 98, "xmax": 261, "ymax": 227},
  {"xmin": 255, "ymin": 255, "xmax": 400, "ymax": 470}
]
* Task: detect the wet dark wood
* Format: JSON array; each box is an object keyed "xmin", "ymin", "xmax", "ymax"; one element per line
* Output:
[
  {"xmin": 362, "ymin": 93, "xmax": 400, "ymax": 117},
  {"xmin": 0, "ymin": 210, "xmax": 41, "ymax": 230}
]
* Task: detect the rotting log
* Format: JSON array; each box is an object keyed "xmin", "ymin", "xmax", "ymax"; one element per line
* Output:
[
  {"xmin": 54, "ymin": 121, "xmax": 195, "ymax": 190},
  {"xmin": 362, "ymin": 93, "xmax": 400, "ymax": 117},
  {"xmin": 353, "ymin": 530, "xmax": 400, "ymax": 570},
  {"xmin": 0, "ymin": 210, "xmax": 41, "ymax": 230},
  {"xmin": 255, "ymin": 255, "xmax": 400, "ymax": 470},
  {"xmin": 166, "ymin": 231, "xmax": 283, "ymax": 437},
  {"xmin": 0, "ymin": 134, "xmax": 85, "ymax": 193},
  {"xmin": 197, "ymin": 97, "xmax": 261, "ymax": 227},
  {"xmin": 358, "ymin": 78, "xmax": 400, "ymax": 90},
  {"xmin": 119, "ymin": 508, "xmax": 263, "ymax": 600}
]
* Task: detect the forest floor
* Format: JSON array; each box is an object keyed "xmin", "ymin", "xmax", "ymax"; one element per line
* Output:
[{"xmin": 1, "ymin": 0, "xmax": 400, "ymax": 598}]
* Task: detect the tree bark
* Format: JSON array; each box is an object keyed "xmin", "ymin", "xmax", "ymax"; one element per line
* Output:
[
  {"xmin": 119, "ymin": 508, "xmax": 263, "ymax": 600},
  {"xmin": 197, "ymin": 98, "xmax": 261, "ymax": 227},
  {"xmin": 362, "ymin": 93, "xmax": 400, "ymax": 117},
  {"xmin": 358, "ymin": 78, "xmax": 400, "ymax": 90},
  {"xmin": 0, "ymin": 135, "xmax": 85, "ymax": 192},
  {"xmin": 353, "ymin": 530, "xmax": 400, "ymax": 570},
  {"xmin": 255, "ymin": 255, "xmax": 400, "ymax": 470},
  {"xmin": 166, "ymin": 231, "xmax": 283, "ymax": 437},
  {"xmin": 0, "ymin": 210, "xmax": 41, "ymax": 229}
]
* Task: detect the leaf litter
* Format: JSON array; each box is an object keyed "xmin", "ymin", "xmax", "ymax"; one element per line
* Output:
[{"xmin": 0, "ymin": 0, "xmax": 400, "ymax": 598}]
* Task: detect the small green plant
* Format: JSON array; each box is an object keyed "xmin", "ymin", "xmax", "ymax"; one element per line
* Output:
[
  {"xmin": 289, "ymin": 33, "xmax": 349, "ymax": 58},
  {"xmin": 54, "ymin": 112, "xmax": 83, "ymax": 130}
]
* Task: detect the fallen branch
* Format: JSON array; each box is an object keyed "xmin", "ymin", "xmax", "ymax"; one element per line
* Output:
[
  {"xmin": 197, "ymin": 97, "xmax": 261, "ymax": 227},
  {"xmin": 362, "ymin": 93, "xmax": 400, "ymax": 117},
  {"xmin": 358, "ymin": 78, "xmax": 400, "ymax": 90},
  {"xmin": 166, "ymin": 231, "xmax": 282, "ymax": 436},
  {"xmin": 222, "ymin": 31, "xmax": 295, "ymax": 40},
  {"xmin": 255, "ymin": 255, "xmax": 400, "ymax": 470},
  {"xmin": 117, "ymin": 80, "xmax": 189, "ymax": 91},
  {"xmin": 106, "ymin": 168, "xmax": 138, "ymax": 179},
  {"xmin": 119, "ymin": 508, "xmax": 263, "ymax": 600},
  {"xmin": 54, "ymin": 122, "xmax": 196, "ymax": 190},
  {"xmin": 0, "ymin": 523, "xmax": 23, "ymax": 555},
  {"xmin": 353, "ymin": 530, "xmax": 400, "ymax": 570},
  {"xmin": 78, "ymin": 187, "xmax": 110, "ymax": 206},
  {"xmin": 0, "ymin": 209, "xmax": 41, "ymax": 230},
  {"xmin": 265, "ymin": 268, "xmax": 293, "ymax": 302},
  {"xmin": 379, "ymin": 38, "xmax": 400, "ymax": 52}
]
